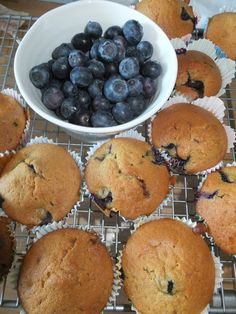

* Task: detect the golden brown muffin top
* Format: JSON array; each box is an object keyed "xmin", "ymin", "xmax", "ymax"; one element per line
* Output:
[
  {"xmin": 0, "ymin": 93, "xmax": 27, "ymax": 152},
  {"xmin": 0, "ymin": 216, "xmax": 14, "ymax": 280},
  {"xmin": 205, "ymin": 12, "xmax": 236, "ymax": 61},
  {"xmin": 136, "ymin": 0, "xmax": 195, "ymax": 39},
  {"xmin": 176, "ymin": 50, "xmax": 222, "ymax": 99},
  {"xmin": 152, "ymin": 103, "xmax": 227, "ymax": 173},
  {"xmin": 18, "ymin": 228, "xmax": 113, "ymax": 314},
  {"xmin": 122, "ymin": 218, "xmax": 215, "ymax": 314},
  {"xmin": 196, "ymin": 166, "xmax": 236, "ymax": 254},
  {"xmin": 0, "ymin": 143, "xmax": 81, "ymax": 228},
  {"xmin": 85, "ymin": 137, "xmax": 171, "ymax": 220}
]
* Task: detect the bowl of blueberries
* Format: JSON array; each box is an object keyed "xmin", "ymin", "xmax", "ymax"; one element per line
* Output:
[{"xmin": 14, "ymin": 0, "xmax": 177, "ymax": 142}]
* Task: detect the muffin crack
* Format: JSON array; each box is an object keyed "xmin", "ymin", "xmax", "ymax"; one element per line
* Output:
[
  {"xmin": 136, "ymin": 176, "xmax": 150, "ymax": 197},
  {"xmin": 24, "ymin": 160, "xmax": 45, "ymax": 179}
]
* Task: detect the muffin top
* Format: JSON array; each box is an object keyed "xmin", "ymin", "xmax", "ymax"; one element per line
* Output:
[
  {"xmin": 18, "ymin": 228, "xmax": 113, "ymax": 314},
  {"xmin": 205, "ymin": 12, "xmax": 236, "ymax": 61},
  {"xmin": 85, "ymin": 137, "xmax": 171, "ymax": 220},
  {"xmin": 0, "ymin": 93, "xmax": 27, "ymax": 152},
  {"xmin": 0, "ymin": 143, "xmax": 81, "ymax": 228},
  {"xmin": 175, "ymin": 50, "xmax": 222, "ymax": 99},
  {"xmin": 151, "ymin": 103, "xmax": 228, "ymax": 173},
  {"xmin": 122, "ymin": 218, "xmax": 215, "ymax": 314},
  {"xmin": 136, "ymin": 0, "xmax": 195, "ymax": 39},
  {"xmin": 0, "ymin": 216, "xmax": 14, "ymax": 280},
  {"xmin": 196, "ymin": 166, "xmax": 236, "ymax": 254}
]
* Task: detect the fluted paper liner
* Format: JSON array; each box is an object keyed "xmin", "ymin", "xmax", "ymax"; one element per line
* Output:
[
  {"xmin": 171, "ymin": 38, "xmax": 236, "ymax": 98},
  {"xmin": 85, "ymin": 129, "xmax": 173, "ymax": 220},
  {"xmin": 15, "ymin": 221, "xmax": 121, "ymax": 313},
  {"xmin": 117, "ymin": 216, "xmax": 223, "ymax": 314},
  {"xmin": 148, "ymin": 95, "xmax": 235, "ymax": 175},
  {"xmin": 0, "ymin": 136, "xmax": 84, "ymax": 228},
  {"xmin": 0, "ymin": 88, "xmax": 30, "ymax": 159}
]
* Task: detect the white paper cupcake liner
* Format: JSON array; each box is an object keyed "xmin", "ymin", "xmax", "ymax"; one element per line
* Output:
[
  {"xmin": 0, "ymin": 136, "xmax": 84, "ymax": 229},
  {"xmin": 85, "ymin": 129, "xmax": 173, "ymax": 220},
  {"xmin": 171, "ymin": 38, "xmax": 236, "ymax": 98},
  {"xmin": 148, "ymin": 95, "xmax": 235, "ymax": 175},
  {"xmin": 0, "ymin": 88, "xmax": 30, "ymax": 158},
  {"xmin": 14, "ymin": 221, "xmax": 121, "ymax": 311},
  {"xmin": 117, "ymin": 216, "xmax": 223, "ymax": 314}
]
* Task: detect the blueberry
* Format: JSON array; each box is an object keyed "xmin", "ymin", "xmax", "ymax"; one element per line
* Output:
[
  {"xmin": 113, "ymin": 35, "xmax": 127, "ymax": 62},
  {"xmin": 127, "ymin": 95, "xmax": 146, "ymax": 117},
  {"xmin": 92, "ymin": 95, "xmax": 112, "ymax": 111},
  {"xmin": 112, "ymin": 102, "xmax": 134, "ymax": 123},
  {"xmin": 48, "ymin": 78, "xmax": 63, "ymax": 90},
  {"xmin": 84, "ymin": 21, "xmax": 103, "ymax": 39},
  {"xmin": 60, "ymin": 97, "xmax": 80, "ymax": 119},
  {"xmin": 141, "ymin": 60, "xmax": 162, "ymax": 79},
  {"xmin": 123, "ymin": 20, "xmax": 143, "ymax": 45},
  {"xmin": 180, "ymin": 7, "xmax": 191, "ymax": 21},
  {"xmin": 52, "ymin": 57, "xmax": 70, "ymax": 80},
  {"xmin": 125, "ymin": 46, "xmax": 144, "ymax": 64},
  {"xmin": 127, "ymin": 77, "xmax": 143, "ymax": 96},
  {"xmin": 69, "ymin": 109, "xmax": 91, "ymax": 126},
  {"xmin": 142, "ymin": 77, "xmax": 157, "ymax": 98},
  {"xmin": 42, "ymin": 87, "xmax": 64, "ymax": 110},
  {"xmin": 76, "ymin": 89, "xmax": 91, "ymax": 108},
  {"xmin": 104, "ymin": 62, "xmax": 118, "ymax": 78},
  {"xmin": 70, "ymin": 66, "xmax": 93, "ymax": 87},
  {"xmin": 71, "ymin": 32, "xmax": 92, "ymax": 52},
  {"xmin": 88, "ymin": 79, "xmax": 104, "ymax": 98},
  {"xmin": 52, "ymin": 43, "xmax": 72, "ymax": 59},
  {"xmin": 104, "ymin": 25, "xmax": 123, "ymax": 39},
  {"xmin": 91, "ymin": 110, "xmax": 118, "ymax": 127},
  {"xmin": 119, "ymin": 57, "xmax": 140, "ymax": 79},
  {"xmin": 68, "ymin": 50, "xmax": 89, "ymax": 68},
  {"xmin": 104, "ymin": 76, "xmax": 129, "ymax": 102},
  {"xmin": 29, "ymin": 64, "xmax": 51, "ymax": 89},
  {"xmin": 47, "ymin": 59, "xmax": 54, "ymax": 71},
  {"xmin": 88, "ymin": 59, "xmax": 105, "ymax": 78},
  {"xmin": 136, "ymin": 41, "xmax": 153, "ymax": 61},
  {"xmin": 90, "ymin": 38, "xmax": 106, "ymax": 59},
  {"xmin": 62, "ymin": 81, "xmax": 79, "ymax": 97},
  {"xmin": 98, "ymin": 39, "xmax": 118, "ymax": 62}
]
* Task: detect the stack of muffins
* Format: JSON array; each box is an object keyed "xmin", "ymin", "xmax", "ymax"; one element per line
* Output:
[{"xmin": 1, "ymin": 1, "xmax": 236, "ymax": 313}]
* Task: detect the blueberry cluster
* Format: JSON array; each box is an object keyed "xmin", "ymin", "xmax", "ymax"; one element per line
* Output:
[{"xmin": 29, "ymin": 20, "xmax": 162, "ymax": 127}]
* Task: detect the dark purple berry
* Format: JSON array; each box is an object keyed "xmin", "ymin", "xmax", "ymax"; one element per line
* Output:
[
  {"xmin": 92, "ymin": 96, "xmax": 112, "ymax": 111},
  {"xmin": 29, "ymin": 64, "xmax": 51, "ymax": 89},
  {"xmin": 104, "ymin": 62, "xmax": 118, "ymax": 78},
  {"xmin": 104, "ymin": 76, "xmax": 129, "ymax": 102},
  {"xmin": 91, "ymin": 110, "xmax": 118, "ymax": 127},
  {"xmin": 113, "ymin": 35, "xmax": 127, "ymax": 62},
  {"xmin": 68, "ymin": 50, "xmax": 89, "ymax": 68},
  {"xmin": 88, "ymin": 59, "xmax": 105, "ymax": 78},
  {"xmin": 52, "ymin": 43, "xmax": 72, "ymax": 59},
  {"xmin": 142, "ymin": 77, "xmax": 157, "ymax": 98},
  {"xmin": 125, "ymin": 46, "xmax": 144, "ymax": 64},
  {"xmin": 136, "ymin": 41, "xmax": 153, "ymax": 61},
  {"xmin": 62, "ymin": 81, "xmax": 79, "ymax": 98},
  {"xmin": 60, "ymin": 97, "xmax": 80, "ymax": 119},
  {"xmin": 141, "ymin": 60, "xmax": 162, "ymax": 79},
  {"xmin": 76, "ymin": 89, "xmax": 91, "ymax": 108},
  {"xmin": 69, "ymin": 109, "xmax": 91, "ymax": 126},
  {"xmin": 127, "ymin": 77, "xmax": 143, "ymax": 96},
  {"xmin": 119, "ymin": 57, "xmax": 140, "ymax": 79},
  {"xmin": 127, "ymin": 95, "xmax": 146, "ymax": 117},
  {"xmin": 71, "ymin": 33, "xmax": 92, "ymax": 52},
  {"xmin": 52, "ymin": 57, "xmax": 70, "ymax": 80},
  {"xmin": 122, "ymin": 20, "xmax": 143, "ymax": 45},
  {"xmin": 88, "ymin": 79, "xmax": 104, "ymax": 98},
  {"xmin": 112, "ymin": 102, "xmax": 134, "ymax": 123},
  {"xmin": 70, "ymin": 66, "xmax": 93, "ymax": 87},
  {"xmin": 42, "ymin": 87, "xmax": 64, "ymax": 110},
  {"xmin": 84, "ymin": 21, "xmax": 103, "ymax": 39},
  {"xmin": 104, "ymin": 25, "xmax": 122, "ymax": 39}
]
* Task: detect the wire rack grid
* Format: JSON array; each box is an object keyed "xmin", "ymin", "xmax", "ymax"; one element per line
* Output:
[{"xmin": 0, "ymin": 15, "xmax": 235, "ymax": 314}]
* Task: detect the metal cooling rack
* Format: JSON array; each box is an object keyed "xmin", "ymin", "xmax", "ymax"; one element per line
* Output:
[{"xmin": 0, "ymin": 15, "xmax": 236, "ymax": 314}]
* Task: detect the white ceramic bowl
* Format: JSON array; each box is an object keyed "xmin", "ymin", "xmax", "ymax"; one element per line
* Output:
[{"xmin": 14, "ymin": 0, "xmax": 177, "ymax": 142}]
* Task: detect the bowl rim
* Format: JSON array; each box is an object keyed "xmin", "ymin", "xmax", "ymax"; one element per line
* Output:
[{"xmin": 14, "ymin": 0, "xmax": 177, "ymax": 134}]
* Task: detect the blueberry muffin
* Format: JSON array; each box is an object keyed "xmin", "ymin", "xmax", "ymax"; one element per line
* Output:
[
  {"xmin": 196, "ymin": 166, "xmax": 236, "ymax": 254},
  {"xmin": 0, "ymin": 217, "xmax": 14, "ymax": 281},
  {"xmin": 122, "ymin": 218, "xmax": 215, "ymax": 314},
  {"xmin": 18, "ymin": 228, "xmax": 113, "ymax": 314},
  {"xmin": 136, "ymin": 0, "xmax": 196, "ymax": 39},
  {"xmin": 151, "ymin": 103, "xmax": 227, "ymax": 174},
  {"xmin": 175, "ymin": 50, "xmax": 222, "ymax": 99},
  {"xmin": 205, "ymin": 12, "xmax": 236, "ymax": 61},
  {"xmin": 0, "ymin": 143, "xmax": 81, "ymax": 228},
  {"xmin": 0, "ymin": 92, "xmax": 28, "ymax": 173},
  {"xmin": 85, "ymin": 138, "xmax": 171, "ymax": 220}
]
